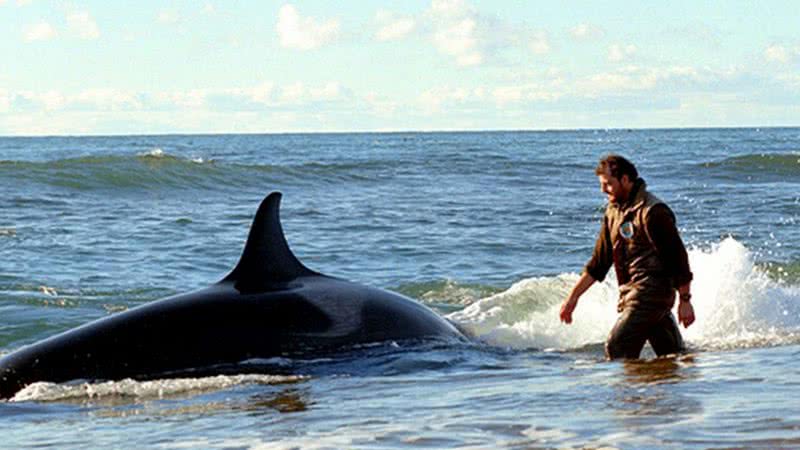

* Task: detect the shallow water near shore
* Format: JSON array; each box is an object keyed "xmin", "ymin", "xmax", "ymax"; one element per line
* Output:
[{"xmin": 2, "ymin": 128, "xmax": 800, "ymax": 448}]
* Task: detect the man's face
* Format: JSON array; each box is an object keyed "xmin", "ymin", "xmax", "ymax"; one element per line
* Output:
[{"xmin": 598, "ymin": 167, "xmax": 632, "ymax": 204}]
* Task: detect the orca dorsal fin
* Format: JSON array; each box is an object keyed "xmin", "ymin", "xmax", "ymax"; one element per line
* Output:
[{"xmin": 222, "ymin": 192, "xmax": 316, "ymax": 292}]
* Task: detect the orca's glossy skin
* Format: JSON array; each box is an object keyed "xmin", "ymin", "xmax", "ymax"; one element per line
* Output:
[{"xmin": 0, "ymin": 193, "xmax": 464, "ymax": 399}]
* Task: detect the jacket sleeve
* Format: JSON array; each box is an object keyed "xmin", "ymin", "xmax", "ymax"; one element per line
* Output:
[
  {"xmin": 645, "ymin": 204, "xmax": 693, "ymax": 287},
  {"xmin": 584, "ymin": 216, "xmax": 613, "ymax": 282}
]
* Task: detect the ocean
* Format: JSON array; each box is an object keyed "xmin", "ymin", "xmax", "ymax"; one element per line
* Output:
[{"xmin": 1, "ymin": 128, "xmax": 799, "ymax": 449}]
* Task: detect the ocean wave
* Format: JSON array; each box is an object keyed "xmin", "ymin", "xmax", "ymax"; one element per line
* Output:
[
  {"xmin": 395, "ymin": 279, "xmax": 504, "ymax": 309},
  {"xmin": 0, "ymin": 151, "xmax": 396, "ymax": 191},
  {"xmin": 700, "ymin": 153, "xmax": 800, "ymax": 180},
  {"xmin": 0, "ymin": 151, "xmax": 236, "ymax": 191},
  {"xmin": 448, "ymin": 237, "xmax": 800, "ymax": 353},
  {"xmin": 762, "ymin": 259, "xmax": 800, "ymax": 285},
  {"xmin": 10, "ymin": 373, "xmax": 307, "ymax": 403}
]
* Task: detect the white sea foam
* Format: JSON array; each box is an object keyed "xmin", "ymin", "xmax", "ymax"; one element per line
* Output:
[
  {"xmin": 683, "ymin": 238, "xmax": 800, "ymax": 349},
  {"xmin": 11, "ymin": 374, "xmax": 306, "ymax": 403},
  {"xmin": 141, "ymin": 147, "xmax": 165, "ymax": 158},
  {"xmin": 448, "ymin": 273, "xmax": 618, "ymax": 350},
  {"xmin": 137, "ymin": 148, "xmax": 213, "ymax": 165},
  {"xmin": 448, "ymin": 237, "xmax": 800, "ymax": 352},
  {"xmin": 39, "ymin": 285, "xmax": 58, "ymax": 296}
]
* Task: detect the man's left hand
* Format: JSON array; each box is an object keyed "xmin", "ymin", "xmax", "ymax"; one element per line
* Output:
[{"xmin": 678, "ymin": 301, "xmax": 695, "ymax": 328}]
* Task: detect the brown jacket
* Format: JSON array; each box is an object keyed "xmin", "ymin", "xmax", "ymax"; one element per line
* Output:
[{"xmin": 585, "ymin": 180, "xmax": 693, "ymax": 310}]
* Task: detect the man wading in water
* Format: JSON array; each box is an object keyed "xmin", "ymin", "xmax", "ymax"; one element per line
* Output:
[{"xmin": 559, "ymin": 155, "xmax": 695, "ymax": 359}]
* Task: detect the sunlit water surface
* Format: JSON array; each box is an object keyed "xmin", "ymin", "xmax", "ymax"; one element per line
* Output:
[{"xmin": 2, "ymin": 128, "xmax": 800, "ymax": 448}]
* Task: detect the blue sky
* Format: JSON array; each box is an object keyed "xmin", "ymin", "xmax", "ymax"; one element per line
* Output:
[{"xmin": 1, "ymin": 0, "xmax": 799, "ymax": 135}]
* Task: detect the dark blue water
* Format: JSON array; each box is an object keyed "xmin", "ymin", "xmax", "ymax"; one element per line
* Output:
[{"xmin": 2, "ymin": 128, "xmax": 800, "ymax": 448}]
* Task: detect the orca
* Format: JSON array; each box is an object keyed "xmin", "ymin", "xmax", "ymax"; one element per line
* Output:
[{"xmin": 0, "ymin": 192, "xmax": 465, "ymax": 400}]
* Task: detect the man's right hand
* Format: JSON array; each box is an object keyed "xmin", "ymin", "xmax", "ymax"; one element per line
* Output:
[
  {"xmin": 560, "ymin": 297, "xmax": 577, "ymax": 324},
  {"xmin": 560, "ymin": 272, "xmax": 596, "ymax": 325}
]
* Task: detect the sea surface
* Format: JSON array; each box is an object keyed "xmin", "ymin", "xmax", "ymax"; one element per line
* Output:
[{"xmin": 1, "ymin": 128, "xmax": 799, "ymax": 449}]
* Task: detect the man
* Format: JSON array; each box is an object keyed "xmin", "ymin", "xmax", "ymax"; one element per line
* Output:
[{"xmin": 559, "ymin": 155, "xmax": 695, "ymax": 359}]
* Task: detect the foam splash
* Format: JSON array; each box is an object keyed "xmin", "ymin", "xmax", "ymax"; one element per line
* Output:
[
  {"xmin": 685, "ymin": 238, "xmax": 800, "ymax": 349},
  {"xmin": 448, "ymin": 274, "xmax": 617, "ymax": 350},
  {"xmin": 398, "ymin": 279, "xmax": 503, "ymax": 307},
  {"xmin": 448, "ymin": 238, "xmax": 800, "ymax": 352},
  {"xmin": 138, "ymin": 148, "xmax": 211, "ymax": 165},
  {"xmin": 10, "ymin": 374, "xmax": 306, "ymax": 403},
  {"xmin": 140, "ymin": 148, "xmax": 165, "ymax": 158},
  {"xmin": 39, "ymin": 285, "xmax": 58, "ymax": 296}
]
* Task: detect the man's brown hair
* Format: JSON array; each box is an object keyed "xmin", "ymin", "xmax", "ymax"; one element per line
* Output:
[{"xmin": 595, "ymin": 154, "xmax": 638, "ymax": 181}]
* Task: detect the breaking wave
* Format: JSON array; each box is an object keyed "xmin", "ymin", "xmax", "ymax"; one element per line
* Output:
[
  {"xmin": 0, "ymin": 150, "xmax": 395, "ymax": 192},
  {"xmin": 10, "ymin": 374, "xmax": 306, "ymax": 403},
  {"xmin": 447, "ymin": 238, "xmax": 800, "ymax": 353},
  {"xmin": 701, "ymin": 153, "xmax": 800, "ymax": 181}
]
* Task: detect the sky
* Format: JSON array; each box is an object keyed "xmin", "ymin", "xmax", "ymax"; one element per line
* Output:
[{"xmin": 1, "ymin": 0, "xmax": 799, "ymax": 135}]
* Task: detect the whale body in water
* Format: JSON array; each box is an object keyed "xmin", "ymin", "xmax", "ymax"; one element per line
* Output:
[{"xmin": 0, "ymin": 192, "xmax": 464, "ymax": 399}]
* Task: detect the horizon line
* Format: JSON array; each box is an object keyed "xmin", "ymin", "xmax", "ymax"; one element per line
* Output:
[{"xmin": 1, "ymin": 124, "xmax": 798, "ymax": 139}]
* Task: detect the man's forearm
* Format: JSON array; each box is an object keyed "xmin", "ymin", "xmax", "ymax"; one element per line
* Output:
[
  {"xmin": 560, "ymin": 271, "xmax": 597, "ymax": 324},
  {"xmin": 569, "ymin": 271, "xmax": 596, "ymax": 301},
  {"xmin": 677, "ymin": 283, "xmax": 691, "ymax": 303}
]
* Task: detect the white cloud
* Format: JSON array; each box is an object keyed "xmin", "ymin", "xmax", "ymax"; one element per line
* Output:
[
  {"xmin": 374, "ymin": 10, "xmax": 416, "ymax": 42},
  {"xmin": 570, "ymin": 23, "xmax": 604, "ymax": 40},
  {"xmin": 213, "ymin": 81, "xmax": 349, "ymax": 109},
  {"xmin": 23, "ymin": 21, "xmax": 56, "ymax": 42},
  {"xmin": 429, "ymin": 0, "xmax": 470, "ymax": 17},
  {"xmin": 608, "ymin": 44, "xmax": 637, "ymax": 63},
  {"xmin": 72, "ymin": 89, "xmax": 142, "ymax": 110},
  {"xmin": 490, "ymin": 86, "xmax": 523, "ymax": 105},
  {"xmin": 202, "ymin": 2, "xmax": 215, "ymax": 15},
  {"xmin": 157, "ymin": 10, "xmax": 179, "ymax": 25},
  {"xmin": 3, "ymin": 67, "xmax": 799, "ymax": 135},
  {"xmin": 1, "ymin": 110, "xmax": 106, "ymax": 135},
  {"xmin": 378, "ymin": 1, "xmax": 544, "ymax": 67},
  {"xmin": 583, "ymin": 71, "xmax": 647, "ymax": 92},
  {"xmin": 0, "ymin": 90, "xmax": 10, "ymax": 113},
  {"xmin": 280, "ymin": 82, "xmax": 305, "ymax": 103},
  {"xmin": 764, "ymin": 44, "xmax": 800, "ymax": 64},
  {"xmin": 364, "ymin": 92, "xmax": 398, "ymax": 116},
  {"xmin": 420, "ymin": 86, "xmax": 466, "ymax": 112},
  {"xmin": 418, "ymin": 85, "xmax": 490, "ymax": 112},
  {"xmin": 432, "ymin": 18, "xmax": 481, "ymax": 66},
  {"xmin": 491, "ymin": 84, "xmax": 561, "ymax": 106},
  {"xmin": 248, "ymin": 82, "xmax": 275, "ymax": 104},
  {"xmin": 529, "ymin": 31, "xmax": 551, "ymax": 55},
  {"xmin": 34, "ymin": 90, "xmax": 66, "ymax": 111},
  {"xmin": 309, "ymin": 82, "xmax": 341, "ymax": 101},
  {"xmin": 765, "ymin": 45, "xmax": 789, "ymax": 63},
  {"xmin": 222, "ymin": 81, "xmax": 342, "ymax": 106},
  {"xmin": 67, "ymin": 11, "xmax": 100, "ymax": 40},
  {"xmin": 9, "ymin": 89, "xmax": 142, "ymax": 112},
  {"xmin": 7, "ymin": 86, "xmax": 274, "ymax": 114},
  {"xmin": 433, "ymin": 17, "xmax": 475, "ymax": 55},
  {"xmin": 427, "ymin": 0, "xmax": 484, "ymax": 66},
  {"xmin": 159, "ymin": 90, "xmax": 207, "ymax": 109},
  {"xmin": 276, "ymin": 4, "xmax": 340, "ymax": 51},
  {"xmin": 418, "ymin": 81, "xmax": 563, "ymax": 112},
  {"xmin": 575, "ymin": 65, "xmax": 708, "ymax": 95}
]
